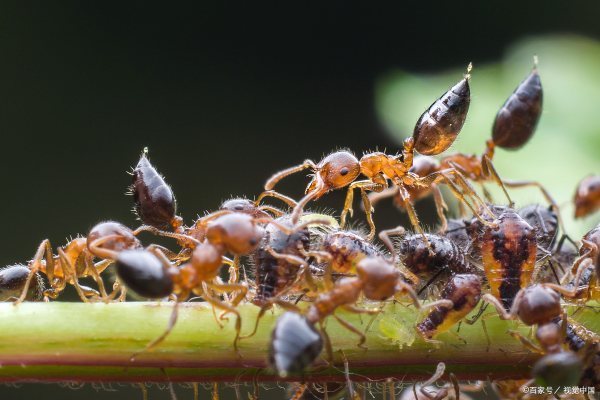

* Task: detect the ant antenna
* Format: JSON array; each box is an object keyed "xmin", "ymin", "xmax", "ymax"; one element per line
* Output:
[{"xmin": 464, "ymin": 62, "xmax": 473, "ymax": 80}]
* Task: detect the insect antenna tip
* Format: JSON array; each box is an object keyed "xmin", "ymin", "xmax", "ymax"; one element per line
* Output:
[{"xmin": 465, "ymin": 62, "xmax": 473, "ymax": 79}]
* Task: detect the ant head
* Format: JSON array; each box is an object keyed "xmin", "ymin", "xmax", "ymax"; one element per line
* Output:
[
  {"xmin": 357, "ymin": 256, "xmax": 399, "ymax": 301},
  {"xmin": 518, "ymin": 284, "xmax": 561, "ymax": 326},
  {"xmin": 190, "ymin": 241, "xmax": 224, "ymax": 279},
  {"xmin": 220, "ymin": 198, "xmax": 271, "ymax": 219},
  {"xmin": 87, "ymin": 221, "xmax": 142, "ymax": 258},
  {"xmin": 115, "ymin": 249, "xmax": 174, "ymax": 299},
  {"xmin": 312, "ymin": 151, "xmax": 360, "ymax": 193},
  {"xmin": 205, "ymin": 213, "xmax": 265, "ymax": 255}
]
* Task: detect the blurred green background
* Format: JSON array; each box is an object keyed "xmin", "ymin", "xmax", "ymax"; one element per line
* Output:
[{"xmin": 0, "ymin": 2, "xmax": 598, "ymax": 399}]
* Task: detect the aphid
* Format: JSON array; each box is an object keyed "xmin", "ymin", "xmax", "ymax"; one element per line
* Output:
[
  {"xmin": 130, "ymin": 150, "xmax": 183, "ymax": 233},
  {"xmin": 262, "ymin": 66, "xmax": 493, "ymax": 241},
  {"xmin": 397, "ymin": 233, "xmax": 472, "ymax": 282},
  {"xmin": 574, "ymin": 175, "xmax": 600, "ymax": 219},
  {"xmin": 481, "ymin": 209, "xmax": 537, "ymax": 310},
  {"xmin": 268, "ymin": 312, "xmax": 323, "ymax": 377},
  {"xmin": 0, "ymin": 265, "xmax": 44, "ymax": 302},
  {"xmin": 320, "ymin": 229, "xmax": 382, "ymax": 279},
  {"xmin": 416, "ymin": 274, "xmax": 482, "ymax": 344},
  {"xmin": 482, "ymin": 284, "xmax": 567, "ymax": 354}
]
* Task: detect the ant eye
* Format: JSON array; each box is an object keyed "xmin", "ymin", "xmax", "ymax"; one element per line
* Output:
[{"xmin": 340, "ymin": 167, "xmax": 349, "ymax": 176}]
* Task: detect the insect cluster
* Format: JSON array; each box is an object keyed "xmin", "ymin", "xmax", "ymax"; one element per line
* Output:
[{"xmin": 4, "ymin": 60, "xmax": 600, "ymax": 399}]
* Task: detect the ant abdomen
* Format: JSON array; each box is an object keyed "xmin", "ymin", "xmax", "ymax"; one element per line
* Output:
[
  {"xmin": 131, "ymin": 153, "xmax": 182, "ymax": 232},
  {"xmin": 492, "ymin": 66, "xmax": 542, "ymax": 150},
  {"xmin": 574, "ymin": 174, "xmax": 600, "ymax": 219},
  {"xmin": 87, "ymin": 221, "xmax": 143, "ymax": 259},
  {"xmin": 413, "ymin": 67, "xmax": 471, "ymax": 155},
  {"xmin": 481, "ymin": 210, "xmax": 537, "ymax": 310},
  {"xmin": 417, "ymin": 273, "xmax": 481, "ymax": 339},
  {"xmin": 269, "ymin": 312, "xmax": 323, "ymax": 377},
  {"xmin": 0, "ymin": 265, "xmax": 44, "ymax": 301},
  {"xmin": 398, "ymin": 233, "xmax": 470, "ymax": 278},
  {"xmin": 115, "ymin": 249, "xmax": 174, "ymax": 299}
]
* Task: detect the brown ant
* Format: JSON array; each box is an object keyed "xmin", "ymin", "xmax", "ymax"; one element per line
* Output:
[
  {"xmin": 115, "ymin": 211, "xmax": 282, "ymax": 358},
  {"xmin": 371, "ymin": 61, "xmax": 558, "ymax": 232},
  {"xmin": 574, "ymin": 174, "xmax": 600, "ymax": 219},
  {"xmin": 269, "ymin": 228, "xmax": 453, "ymax": 376},
  {"xmin": 262, "ymin": 65, "xmax": 495, "ymax": 241},
  {"xmin": 481, "ymin": 283, "xmax": 573, "ymax": 354},
  {"xmin": 14, "ymin": 220, "xmax": 143, "ymax": 303}
]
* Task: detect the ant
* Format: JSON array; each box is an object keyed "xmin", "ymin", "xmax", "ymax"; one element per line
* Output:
[
  {"xmin": 262, "ymin": 65, "xmax": 495, "ymax": 242},
  {"xmin": 530, "ymin": 351, "xmax": 585, "ymax": 393},
  {"xmin": 372, "ymin": 62, "xmax": 557, "ymax": 232},
  {"xmin": 114, "ymin": 211, "xmax": 288, "ymax": 357},
  {"xmin": 573, "ymin": 174, "xmax": 600, "ymax": 219},
  {"xmin": 481, "ymin": 283, "xmax": 573, "ymax": 354},
  {"xmin": 14, "ymin": 220, "xmax": 142, "ymax": 304},
  {"xmin": 269, "ymin": 227, "xmax": 453, "ymax": 376}
]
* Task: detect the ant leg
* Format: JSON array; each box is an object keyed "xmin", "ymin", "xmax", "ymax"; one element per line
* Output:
[
  {"xmin": 419, "ymin": 362, "xmax": 449, "ymax": 400},
  {"xmin": 480, "ymin": 182, "xmax": 494, "ymax": 203},
  {"xmin": 545, "ymin": 259, "xmax": 593, "ymax": 298},
  {"xmin": 367, "ymin": 186, "xmax": 399, "ymax": 209},
  {"xmin": 378, "ymin": 226, "xmax": 406, "ymax": 263},
  {"xmin": 481, "ymin": 292, "xmax": 521, "ymax": 320},
  {"xmin": 339, "ymin": 349, "xmax": 356, "ymax": 399},
  {"xmin": 481, "ymin": 155, "xmax": 514, "ymax": 207},
  {"xmin": 145, "ymin": 244, "xmax": 180, "ymax": 261},
  {"xmin": 431, "ymin": 184, "xmax": 449, "ymax": 232},
  {"xmin": 506, "ymin": 330, "xmax": 544, "ymax": 354},
  {"xmin": 202, "ymin": 289, "xmax": 243, "ymax": 354},
  {"xmin": 396, "ymin": 185, "xmax": 430, "ymax": 247},
  {"xmin": 421, "ymin": 299, "xmax": 454, "ymax": 311},
  {"xmin": 82, "ymin": 257, "xmax": 109, "ymax": 301},
  {"xmin": 133, "ymin": 225, "xmax": 200, "ymax": 247},
  {"xmin": 502, "ymin": 178, "xmax": 564, "ymax": 231},
  {"xmin": 290, "ymin": 185, "xmax": 322, "ymax": 224},
  {"xmin": 17, "ymin": 239, "xmax": 53, "ymax": 304},
  {"xmin": 444, "ymin": 170, "xmax": 495, "ymax": 220},
  {"xmin": 264, "ymin": 159, "xmax": 316, "ymax": 190},
  {"xmin": 333, "ymin": 314, "xmax": 367, "ymax": 349},
  {"xmin": 340, "ymin": 180, "xmax": 382, "ymax": 232},
  {"xmin": 341, "ymin": 305, "xmax": 379, "ymax": 315},
  {"xmin": 359, "ymin": 187, "xmax": 377, "ymax": 241},
  {"xmin": 255, "ymin": 190, "xmax": 298, "ymax": 208},
  {"xmin": 464, "ymin": 302, "xmax": 488, "ymax": 325},
  {"xmin": 571, "ymin": 241, "xmax": 595, "ymax": 274},
  {"xmin": 130, "ymin": 300, "xmax": 180, "ymax": 362},
  {"xmin": 240, "ymin": 298, "xmax": 300, "ymax": 340}
]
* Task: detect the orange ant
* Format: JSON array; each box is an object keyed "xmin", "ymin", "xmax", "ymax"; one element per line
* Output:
[
  {"xmin": 263, "ymin": 65, "xmax": 494, "ymax": 242},
  {"xmin": 14, "ymin": 220, "xmax": 143, "ymax": 304},
  {"xmin": 371, "ymin": 61, "xmax": 558, "ymax": 232},
  {"xmin": 573, "ymin": 174, "xmax": 600, "ymax": 219}
]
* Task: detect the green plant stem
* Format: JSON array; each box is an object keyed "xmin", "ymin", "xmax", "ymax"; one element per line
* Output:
[{"xmin": 0, "ymin": 302, "xmax": 596, "ymax": 383}]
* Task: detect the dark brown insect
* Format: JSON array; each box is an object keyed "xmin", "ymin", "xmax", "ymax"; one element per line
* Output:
[
  {"xmin": 130, "ymin": 150, "xmax": 183, "ymax": 233},
  {"xmin": 531, "ymin": 351, "xmax": 584, "ymax": 391},
  {"xmin": 481, "ymin": 209, "xmax": 537, "ymax": 310},
  {"xmin": 0, "ymin": 265, "xmax": 44, "ymax": 302},
  {"xmin": 574, "ymin": 174, "xmax": 600, "ymax": 219},
  {"xmin": 416, "ymin": 274, "xmax": 482, "ymax": 344}
]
